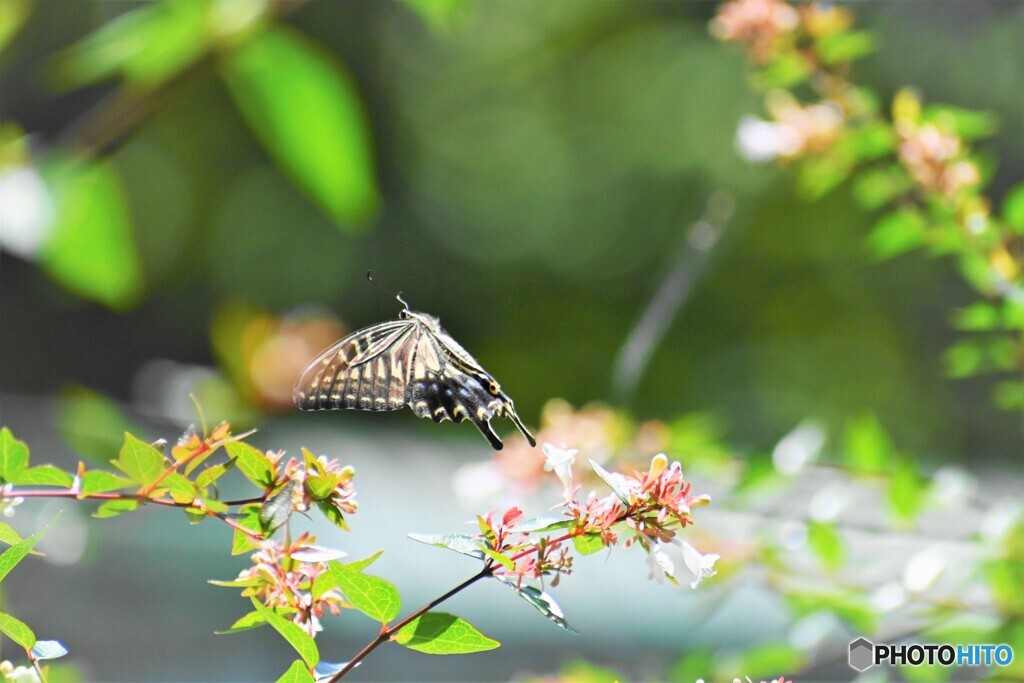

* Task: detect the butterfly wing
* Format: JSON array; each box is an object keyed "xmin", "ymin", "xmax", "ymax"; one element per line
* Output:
[{"xmin": 293, "ymin": 320, "xmax": 419, "ymax": 411}]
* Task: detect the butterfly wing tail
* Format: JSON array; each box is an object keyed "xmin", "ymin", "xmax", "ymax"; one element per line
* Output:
[
  {"xmin": 504, "ymin": 402, "xmax": 536, "ymax": 447},
  {"xmin": 471, "ymin": 417, "xmax": 505, "ymax": 451}
]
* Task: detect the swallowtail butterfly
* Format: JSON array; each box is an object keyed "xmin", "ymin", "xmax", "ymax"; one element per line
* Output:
[{"xmin": 293, "ymin": 298, "xmax": 536, "ymax": 450}]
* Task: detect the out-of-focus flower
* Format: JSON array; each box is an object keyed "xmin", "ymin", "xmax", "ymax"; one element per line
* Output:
[
  {"xmin": 0, "ymin": 165, "xmax": 54, "ymax": 259},
  {"xmin": 898, "ymin": 123, "xmax": 979, "ymax": 196},
  {"xmin": 0, "ymin": 484, "xmax": 24, "ymax": 518},
  {"xmin": 710, "ymin": 0, "xmax": 799, "ymax": 63},
  {"xmin": 737, "ymin": 93, "xmax": 844, "ymax": 163},
  {"xmin": 0, "ymin": 660, "xmax": 41, "ymax": 683},
  {"xmin": 647, "ymin": 537, "xmax": 720, "ymax": 589},
  {"xmin": 799, "ymin": 2, "xmax": 852, "ymax": 39},
  {"xmin": 542, "ymin": 443, "xmax": 577, "ymax": 496}
]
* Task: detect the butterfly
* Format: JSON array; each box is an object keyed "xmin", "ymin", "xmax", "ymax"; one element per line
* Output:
[{"xmin": 293, "ymin": 297, "xmax": 536, "ymax": 450}]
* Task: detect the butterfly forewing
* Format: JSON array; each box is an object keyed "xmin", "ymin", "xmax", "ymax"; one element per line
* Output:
[{"xmin": 293, "ymin": 307, "xmax": 536, "ymax": 450}]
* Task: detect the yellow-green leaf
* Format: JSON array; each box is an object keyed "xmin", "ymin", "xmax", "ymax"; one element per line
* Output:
[
  {"xmin": 114, "ymin": 433, "xmax": 166, "ymax": 487},
  {"xmin": 250, "ymin": 598, "xmax": 319, "ymax": 668},
  {"xmin": 394, "ymin": 613, "xmax": 499, "ymax": 655},
  {"xmin": 0, "ymin": 610, "xmax": 36, "ymax": 649},
  {"xmin": 0, "ymin": 427, "xmax": 29, "ymax": 480}
]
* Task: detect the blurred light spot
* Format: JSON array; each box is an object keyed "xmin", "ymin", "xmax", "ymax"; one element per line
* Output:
[
  {"xmin": 0, "ymin": 167, "xmax": 54, "ymax": 258},
  {"xmin": 772, "ymin": 420, "xmax": 825, "ymax": 475},
  {"xmin": 809, "ymin": 482, "xmax": 851, "ymax": 522},
  {"xmin": 903, "ymin": 546, "xmax": 945, "ymax": 593},
  {"xmin": 452, "ymin": 462, "xmax": 504, "ymax": 508},
  {"xmin": 870, "ymin": 581, "xmax": 908, "ymax": 612},
  {"xmin": 789, "ymin": 611, "xmax": 840, "ymax": 650},
  {"xmin": 736, "ymin": 116, "xmax": 796, "ymax": 162},
  {"xmin": 778, "ymin": 520, "xmax": 807, "ymax": 549},
  {"xmin": 927, "ymin": 467, "xmax": 976, "ymax": 510},
  {"xmin": 980, "ymin": 499, "xmax": 1022, "ymax": 542},
  {"xmin": 132, "ymin": 358, "xmax": 217, "ymax": 424},
  {"xmin": 35, "ymin": 502, "xmax": 88, "ymax": 566}
]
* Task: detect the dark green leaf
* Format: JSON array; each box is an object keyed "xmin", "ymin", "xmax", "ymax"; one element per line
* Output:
[
  {"xmin": 0, "ymin": 514, "xmax": 58, "ymax": 583},
  {"xmin": 807, "ymin": 521, "xmax": 846, "ymax": 571},
  {"xmin": 114, "ymin": 433, "xmax": 166, "ymax": 487},
  {"xmin": 31, "ymin": 640, "xmax": 68, "ymax": 660},
  {"xmin": 260, "ymin": 481, "xmax": 296, "ymax": 533},
  {"xmin": 276, "ymin": 660, "xmax": 315, "ymax": 683},
  {"xmin": 0, "ymin": 610, "xmax": 35, "ymax": 649},
  {"xmin": 94, "ymin": 499, "xmax": 142, "ymax": 518},
  {"xmin": 497, "ymin": 579, "xmax": 574, "ymax": 632},
  {"xmin": 7, "ymin": 465, "xmax": 74, "ymax": 487},
  {"xmin": 221, "ymin": 27, "xmax": 379, "ymax": 227},
  {"xmin": 0, "ymin": 427, "xmax": 29, "ymax": 480},
  {"xmin": 39, "ymin": 159, "xmax": 143, "ymax": 310},
  {"xmin": 225, "ymin": 441, "xmax": 276, "ymax": 489},
  {"xmin": 322, "ymin": 561, "xmax": 400, "ymax": 623},
  {"xmin": 571, "ymin": 533, "xmax": 605, "ymax": 556},
  {"xmin": 1002, "ymin": 182, "xmax": 1024, "ymax": 234},
  {"xmin": 56, "ymin": 386, "xmax": 140, "ymax": 465},
  {"xmin": 407, "ymin": 533, "xmax": 484, "ymax": 560},
  {"xmin": 251, "ymin": 598, "xmax": 319, "ymax": 668},
  {"xmin": 394, "ymin": 613, "xmax": 499, "ymax": 655},
  {"xmin": 817, "ymin": 30, "xmax": 876, "ymax": 64},
  {"xmin": 80, "ymin": 470, "xmax": 135, "ymax": 496}
]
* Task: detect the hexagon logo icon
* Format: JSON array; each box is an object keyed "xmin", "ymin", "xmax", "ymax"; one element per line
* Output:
[{"xmin": 849, "ymin": 637, "xmax": 875, "ymax": 671}]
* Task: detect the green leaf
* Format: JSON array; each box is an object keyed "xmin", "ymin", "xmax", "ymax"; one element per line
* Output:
[
  {"xmin": 852, "ymin": 165, "xmax": 912, "ymax": 210},
  {"xmin": 315, "ymin": 499, "xmax": 350, "ymax": 532},
  {"xmin": 195, "ymin": 461, "xmax": 235, "ymax": 490},
  {"xmin": 305, "ymin": 472, "xmax": 343, "ymax": 501},
  {"xmin": 398, "ymin": 0, "xmax": 469, "ymax": 31},
  {"xmin": 0, "ymin": 514, "xmax": 58, "ymax": 583},
  {"xmin": 276, "ymin": 660, "xmax": 315, "ymax": 683},
  {"xmin": 342, "ymin": 550, "xmax": 384, "ymax": 573},
  {"xmin": 322, "ymin": 561, "xmax": 400, "ymax": 623},
  {"xmin": 221, "ymin": 27, "xmax": 379, "ymax": 227},
  {"xmin": 80, "ymin": 470, "xmax": 135, "ymax": 496},
  {"xmin": 55, "ymin": 0, "xmax": 209, "ymax": 88},
  {"xmin": 56, "ymin": 386, "xmax": 139, "ymax": 465},
  {"xmin": 817, "ymin": 30, "xmax": 876, "ymax": 64},
  {"xmin": 993, "ymin": 380, "xmax": 1024, "ymax": 410},
  {"xmin": 31, "ymin": 640, "xmax": 68, "ymax": 660},
  {"xmin": 844, "ymin": 413, "xmax": 892, "ymax": 473},
  {"xmin": 480, "ymin": 547, "xmax": 515, "ymax": 571},
  {"xmin": 39, "ymin": 159, "xmax": 143, "ymax": 310},
  {"xmin": 797, "ymin": 150, "xmax": 855, "ymax": 200},
  {"xmin": 952, "ymin": 302, "xmax": 1000, "ymax": 332},
  {"xmin": 0, "ymin": 522, "xmax": 26, "ymax": 546},
  {"xmin": 571, "ymin": 533, "xmax": 605, "ymax": 556},
  {"xmin": 113, "ymin": 433, "xmax": 166, "ymax": 487},
  {"xmin": 734, "ymin": 452, "xmax": 781, "ymax": 495},
  {"xmin": 555, "ymin": 660, "xmax": 623, "ymax": 683},
  {"xmin": 250, "ymin": 598, "xmax": 319, "ymax": 668},
  {"xmin": 393, "ymin": 613, "xmax": 499, "ymax": 655},
  {"xmin": 1002, "ymin": 182, "xmax": 1024, "ymax": 234},
  {"xmin": 497, "ymin": 579, "xmax": 573, "ymax": 632},
  {"xmin": 215, "ymin": 610, "xmax": 267, "ymax": 635},
  {"xmin": 407, "ymin": 533, "xmax": 484, "ymax": 560},
  {"xmin": 807, "ymin": 521, "xmax": 846, "ymax": 571},
  {"xmin": 231, "ymin": 504, "xmax": 264, "ymax": 554},
  {"xmin": 7, "ymin": 465, "xmax": 74, "ymax": 487},
  {"xmin": 515, "ymin": 516, "xmax": 574, "ymax": 534},
  {"xmin": 94, "ymin": 499, "xmax": 142, "ymax": 518},
  {"xmin": 923, "ymin": 105, "xmax": 998, "ymax": 140},
  {"xmin": 0, "ymin": 427, "xmax": 29, "ymax": 480},
  {"xmin": 0, "ymin": 0, "xmax": 35, "ymax": 54},
  {"xmin": 848, "ymin": 122, "xmax": 896, "ymax": 161},
  {"xmin": 735, "ymin": 642, "xmax": 806, "ymax": 681},
  {"xmin": 983, "ymin": 557, "xmax": 1024, "ymax": 614},
  {"xmin": 668, "ymin": 650, "xmax": 714, "ymax": 683},
  {"xmin": 867, "ymin": 207, "xmax": 928, "ymax": 260},
  {"xmin": 752, "ymin": 51, "xmax": 812, "ymax": 89},
  {"xmin": 225, "ymin": 441, "xmax": 276, "ymax": 489},
  {"xmin": 0, "ymin": 610, "xmax": 36, "ymax": 649},
  {"xmin": 785, "ymin": 588, "xmax": 877, "ymax": 632},
  {"xmin": 259, "ymin": 481, "xmax": 296, "ymax": 533}
]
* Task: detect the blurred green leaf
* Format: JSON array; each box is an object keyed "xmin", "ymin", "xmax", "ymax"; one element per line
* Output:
[
  {"xmin": 849, "ymin": 122, "xmax": 897, "ymax": 161},
  {"xmin": 808, "ymin": 521, "xmax": 846, "ymax": 571},
  {"xmin": 39, "ymin": 159, "xmax": 143, "ymax": 310},
  {"xmin": 394, "ymin": 613, "xmax": 499, "ymax": 655},
  {"xmin": 667, "ymin": 650, "xmax": 714, "ymax": 683},
  {"xmin": 888, "ymin": 460, "xmax": 925, "ymax": 524},
  {"xmin": 734, "ymin": 452, "xmax": 781, "ymax": 495},
  {"xmin": 0, "ymin": 427, "xmax": 29, "ymax": 481},
  {"xmin": 276, "ymin": 660, "xmax": 314, "ymax": 683},
  {"xmin": 94, "ymin": 499, "xmax": 141, "ymax": 518},
  {"xmin": 399, "ymin": 0, "xmax": 470, "ymax": 31},
  {"xmin": 225, "ymin": 441, "xmax": 275, "ymax": 488},
  {"xmin": 946, "ymin": 338, "xmax": 1020, "ymax": 378},
  {"xmin": 752, "ymin": 51, "xmax": 812, "ymax": 89},
  {"xmin": 1002, "ymin": 182, "xmax": 1024, "ymax": 234},
  {"xmin": 785, "ymin": 588, "xmax": 877, "ymax": 632},
  {"xmin": 57, "ymin": 386, "xmax": 140, "ymax": 465},
  {"xmin": 852, "ymin": 166, "xmax": 912, "ymax": 210},
  {"xmin": 113, "ymin": 433, "xmax": 166, "ymax": 487},
  {"xmin": 221, "ymin": 27, "xmax": 379, "ymax": 227},
  {"xmin": 844, "ymin": 413, "xmax": 892, "ymax": 473},
  {"xmin": 993, "ymin": 380, "xmax": 1024, "ymax": 410},
  {"xmin": 556, "ymin": 659, "xmax": 624, "ymax": 683},
  {"xmin": 952, "ymin": 302, "xmax": 1000, "ymax": 331},
  {"xmin": 0, "ymin": 522, "xmax": 26, "ymax": 547},
  {"xmin": 7, "ymin": 465, "xmax": 74, "ymax": 487},
  {"xmin": 251, "ymin": 598, "xmax": 319, "ymax": 668},
  {"xmin": 983, "ymin": 557, "xmax": 1024, "ymax": 614},
  {"xmin": 817, "ymin": 30, "xmax": 876, "ymax": 65},
  {"xmin": 867, "ymin": 207, "xmax": 927, "ymax": 260},
  {"xmin": 797, "ymin": 149, "xmax": 854, "ymax": 200},
  {"xmin": 320, "ymin": 561, "xmax": 400, "ymax": 623},
  {"xmin": 0, "ymin": 0, "xmax": 34, "ymax": 54},
  {"xmin": 734, "ymin": 642, "xmax": 806, "ymax": 680},
  {"xmin": 923, "ymin": 105, "xmax": 998, "ymax": 140},
  {"xmin": 55, "ymin": 0, "xmax": 208, "ymax": 88},
  {"xmin": 571, "ymin": 533, "xmax": 605, "ymax": 556},
  {"xmin": 0, "ymin": 610, "xmax": 35, "ymax": 649},
  {"xmin": 0, "ymin": 514, "xmax": 57, "ymax": 583},
  {"xmin": 80, "ymin": 470, "xmax": 135, "ymax": 496},
  {"xmin": 498, "ymin": 579, "xmax": 573, "ymax": 632}
]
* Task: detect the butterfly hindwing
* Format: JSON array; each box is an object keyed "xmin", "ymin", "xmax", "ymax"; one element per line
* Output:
[{"xmin": 294, "ymin": 306, "xmax": 536, "ymax": 449}]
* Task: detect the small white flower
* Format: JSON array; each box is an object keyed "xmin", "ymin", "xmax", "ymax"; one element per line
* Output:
[
  {"xmin": 0, "ymin": 661, "xmax": 41, "ymax": 683},
  {"xmin": 648, "ymin": 538, "xmax": 720, "ymax": 589},
  {"xmin": 541, "ymin": 443, "xmax": 577, "ymax": 492}
]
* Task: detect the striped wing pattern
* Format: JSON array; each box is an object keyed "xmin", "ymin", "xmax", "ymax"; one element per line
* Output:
[{"xmin": 293, "ymin": 309, "xmax": 536, "ymax": 450}]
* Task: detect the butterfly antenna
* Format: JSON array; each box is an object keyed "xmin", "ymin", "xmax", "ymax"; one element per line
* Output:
[
  {"xmin": 396, "ymin": 292, "xmax": 411, "ymax": 311},
  {"xmin": 367, "ymin": 270, "xmax": 410, "ymax": 311}
]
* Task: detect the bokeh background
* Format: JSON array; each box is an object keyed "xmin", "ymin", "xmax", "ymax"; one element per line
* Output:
[{"xmin": 0, "ymin": 1, "xmax": 1021, "ymax": 682}]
